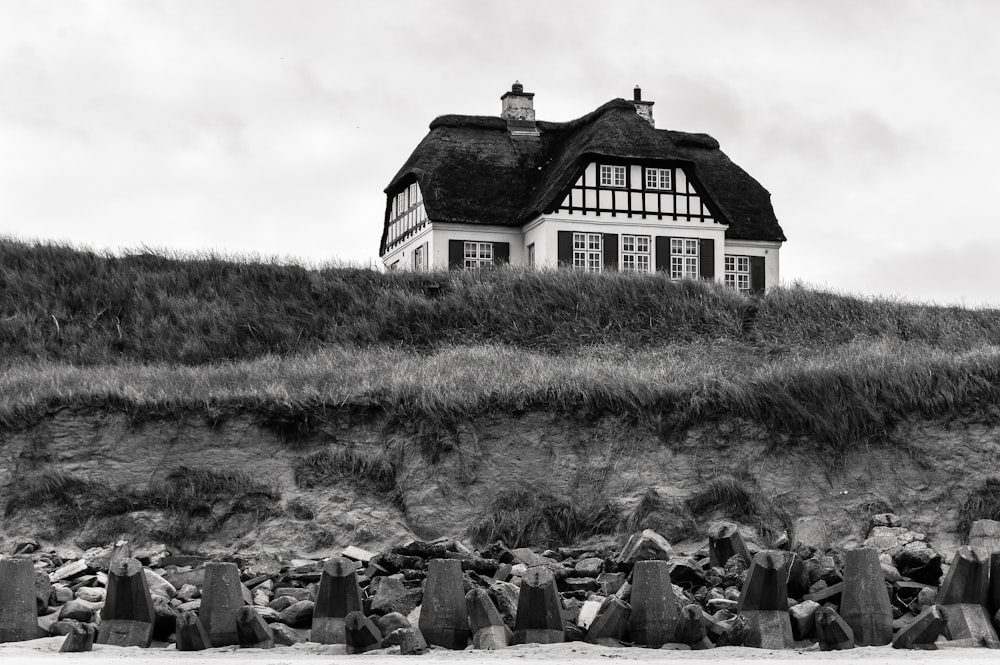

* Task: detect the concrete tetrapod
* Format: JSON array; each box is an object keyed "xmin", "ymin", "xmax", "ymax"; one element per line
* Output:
[
  {"xmin": 236, "ymin": 606, "xmax": 274, "ymax": 648},
  {"xmin": 345, "ymin": 610, "xmax": 383, "ymax": 654},
  {"xmin": 839, "ymin": 548, "xmax": 893, "ymax": 646},
  {"xmin": 200, "ymin": 562, "xmax": 245, "ymax": 647},
  {"xmin": 175, "ymin": 611, "xmax": 212, "ymax": 651},
  {"xmin": 59, "ymin": 623, "xmax": 95, "ymax": 652},
  {"xmin": 0, "ymin": 557, "xmax": 37, "ymax": 643},
  {"xmin": 708, "ymin": 521, "xmax": 751, "ymax": 568},
  {"xmin": 628, "ymin": 559, "xmax": 680, "ymax": 647},
  {"xmin": 97, "ymin": 557, "xmax": 156, "ymax": 648},
  {"xmin": 737, "ymin": 550, "xmax": 794, "ymax": 649},
  {"xmin": 891, "ymin": 604, "xmax": 946, "ymax": 649},
  {"xmin": 467, "ymin": 587, "xmax": 510, "ymax": 649},
  {"xmin": 814, "ymin": 607, "xmax": 855, "ymax": 651},
  {"xmin": 418, "ymin": 558, "xmax": 469, "ymax": 649},
  {"xmin": 937, "ymin": 546, "xmax": 999, "ymax": 645},
  {"xmin": 513, "ymin": 566, "xmax": 565, "ymax": 645},
  {"xmin": 585, "ymin": 596, "xmax": 630, "ymax": 646},
  {"xmin": 312, "ymin": 557, "xmax": 364, "ymax": 644}
]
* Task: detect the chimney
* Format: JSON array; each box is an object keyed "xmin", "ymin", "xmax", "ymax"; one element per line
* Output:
[
  {"xmin": 501, "ymin": 81, "xmax": 538, "ymax": 136},
  {"xmin": 633, "ymin": 85, "xmax": 655, "ymax": 127}
]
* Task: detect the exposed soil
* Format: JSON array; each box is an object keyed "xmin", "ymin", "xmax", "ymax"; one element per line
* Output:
[{"xmin": 1, "ymin": 407, "xmax": 995, "ymax": 557}]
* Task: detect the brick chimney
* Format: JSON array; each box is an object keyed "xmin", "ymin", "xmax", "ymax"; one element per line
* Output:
[
  {"xmin": 633, "ymin": 85, "xmax": 654, "ymax": 127},
  {"xmin": 501, "ymin": 81, "xmax": 538, "ymax": 136}
]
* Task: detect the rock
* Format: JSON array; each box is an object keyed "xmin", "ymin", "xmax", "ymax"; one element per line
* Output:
[
  {"xmin": 488, "ymin": 580, "xmax": 519, "ymax": 630},
  {"xmin": 49, "ymin": 559, "xmax": 89, "ymax": 583},
  {"xmin": 273, "ymin": 586, "xmax": 313, "ymax": 602},
  {"xmin": 595, "ymin": 572, "xmax": 626, "ymax": 595},
  {"xmin": 143, "ymin": 568, "xmax": 177, "ymax": 599},
  {"xmin": 75, "ymin": 587, "xmax": 105, "ymax": 603},
  {"xmin": 151, "ymin": 594, "xmax": 179, "ymax": 641},
  {"xmin": 893, "ymin": 541, "xmax": 942, "ymax": 585},
  {"xmin": 370, "ymin": 575, "xmax": 420, "ymax": 616},
  {"xmin": 970, "ymin": 520, "xmax": 1000, "ymax": 554},
  {"xmin": 345, "ymin": 610, "xmax": 382, "ymax": 654},
  {"xmin": 175, "ymin": 611, "xmax": 211, "ymax": 651},
  {"xmin": 59, "ymin": 599, "xmax": 100, "ymax": 623},
  {"xmin": 270, "ymin": 622, "xmax": 309, "ymax": 646},
  {"xmin": 574, "ymin": 557, "xmax": 604, "ymax": 577},
  {"xmin": 563, "ymin": 577, "xmax": 599, "ymax": 593},
  {"xmin": 667, "ymin": 556, "xmax": 707, "ymax": 589},
  {"xmin": 617, "ymin": 529, "xmax": 673, "ymax": 563},
  {"xmin": 277, "ymin": 599, "xmax": 314, "ymax": 628},
  {"xmin": 52, "ymin": 584, "xmax": 74, "ymax": 604},
  {"xmin": 34, "ymin": 571, "xmax": 53, "ymax": 613},
  {"xmin": 387, "ymin": 626, "xmax": 430, "ymax": 654},
  {"xmin": 235, "ymin": 606, "xmax": 274, "ymax": 648},
  {"xmin": 716, "ymin": 614, "xmax": 751, "ymax": 647},
  {"xmin": 674, "ymin": 603, "xmax": 712, "ymax": 649},
  {"xmin": 585, "ymin": 596, "xmax": 630, "ymax": 645},
  {"xmin": 251, "ymin": 579, "xmax": 272, "ymax": 607},
  {"xmin": 268, "ymin": 595, "xmax": 296, "ymax": 612}
]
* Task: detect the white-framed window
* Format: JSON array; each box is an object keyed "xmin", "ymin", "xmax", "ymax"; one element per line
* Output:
[
  {"xmin": 464, "ymin": 241, "xmax": 493, "ymax": 269},
  {"xmin": 527, "ymin": 243, "xmax": 535, "ymax": 268},
  {"xmin": 670, "ymin": 238, "xmax": 699, "ymax": 279},
  {"xmin": 646, "ymin": 167, "xmax": 672, "ymax": 190},
  {"xmin": 389, "ymin": 260, "xmax": 399, "ymax": 271},
  {"xmin": 573, "ymin": 232, "xmax": 602, "ymax": 272},
  {"xmin": 621, "ymin": 234, "xmax": 650, "ymax": 273},
  {"xmin": 725, "ymin": 255, "xmax": 751, "ymax": 293},
  {"xmin": 599, "ymin": 164, "xmax": 626, "ymax": 188},
  {"xmin": 413, "ymin": 243, "xmax": 427, "ymax": 271}
]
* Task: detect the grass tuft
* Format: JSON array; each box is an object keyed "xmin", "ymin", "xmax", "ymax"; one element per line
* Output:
[
  {"xmin": 293, "ymin": 446, "xmax": 400, "ymax": 503},
  {"xmin": 956, "ymin": 478, "xmax": 1000, "ymax": 542},
  {"xmin": 467, "ymin": 485, "xmax": 620, "ymax": 548}
]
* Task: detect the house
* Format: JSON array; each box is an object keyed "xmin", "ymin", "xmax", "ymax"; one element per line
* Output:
[{"xmin": 380, "ymin": 82, "xmax": 786, "ymax": 294}]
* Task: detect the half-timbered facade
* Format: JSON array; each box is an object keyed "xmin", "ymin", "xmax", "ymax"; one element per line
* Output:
[{"xmin": 380, "ymin": 83, "xmax": 786, "ymax": 293}]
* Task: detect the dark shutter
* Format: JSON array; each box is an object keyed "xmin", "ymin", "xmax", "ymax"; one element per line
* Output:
[
  {"xmin": 492, "ymin": 242, "xmax": 510, "ymax": 265},
  {"xmin": 448, "ymin": 240, "xmax": 464, "ymax": 270},
  {"xmin": 602, "ymin": 233, "xmax": 618, "ymax": 271},
  {"xmin": 699, "ymin": 239, "xmax": 715, "ymax": 279},
  {"xmin": 655, "ymin": 236, "xmax": 671, "ymax": 272},
  {"xmin": 750, "ymin": 256, "xmax": 766, "ymax": 295},
  {"xmin": 557, "ymin": 231, "xmax": 573, "ymax": 266}
]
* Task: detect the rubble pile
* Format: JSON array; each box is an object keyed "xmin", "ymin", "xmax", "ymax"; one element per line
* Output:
[{"xmin": 2, "ymin": 515, "xmax": 1000, "ymax": 652}]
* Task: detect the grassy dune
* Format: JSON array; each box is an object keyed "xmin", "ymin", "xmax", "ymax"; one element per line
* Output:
[{"xmin": 5, "ymin": 238, "xmax": 1000, "ymax": 546}]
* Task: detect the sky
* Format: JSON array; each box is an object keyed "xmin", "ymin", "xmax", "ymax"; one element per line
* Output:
[{"xmin": 2, "ymin": 0, "xmax": 1000, "ymax": 306}]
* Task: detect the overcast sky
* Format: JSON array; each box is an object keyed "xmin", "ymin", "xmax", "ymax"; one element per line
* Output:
[{"xmin": 2, "ymin": 1, "xmax": 999, "ymax": 305}]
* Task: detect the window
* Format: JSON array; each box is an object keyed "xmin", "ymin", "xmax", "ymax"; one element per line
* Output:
[
  {"xmin": 413, "ymin": 244, "xmax": 426, "ymax": 271},
  {"xmin": 621, "ymin": 235, "xmax": 650, "ymax": 272},
  {"xmin": 389, "ymin": 261, "xmax": 399, "ymax": 271},
  {"xmin": 670, "ymin": 238, "xmax": 699, "ymax": 279},
  {"xmin": 646, "ymin": 167, "xmax": 672, "ymax": 190},
  {"xmin": 573, "ymin": 232, "xmax": 602, "ymax": 272},
  {"xmin": 527, "ymin": 243, "xmax": 535, "ymax": 268},
  {"xmin": 725, "ymin": 255, "xmax": 751, "ymax": 293},
  {"xmin": 464, "ymin": 241, "xmax": 493, "ymax": 269},
  {"xmin": 600, "ymin": 164, "xmax": 626, "ymax": 188}
]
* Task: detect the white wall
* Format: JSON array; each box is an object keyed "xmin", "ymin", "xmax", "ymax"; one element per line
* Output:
[
  {"xmin": 723, "ymin": 239, "xmax": 782, "ymax": 290},
  {"xmin": 523, "ymin": 213, "xmax": 728, "ymax": 282}
]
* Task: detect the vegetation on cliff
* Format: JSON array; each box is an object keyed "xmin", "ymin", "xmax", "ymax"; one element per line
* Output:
[{"xmin": 4, "ymin": 237, "xmax": 1000, "ymax": 548}]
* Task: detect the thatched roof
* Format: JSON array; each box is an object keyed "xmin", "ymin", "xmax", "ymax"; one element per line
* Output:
[{"xmin": 381, "ymin": 99, "xmax": 785, "ymax": 253}]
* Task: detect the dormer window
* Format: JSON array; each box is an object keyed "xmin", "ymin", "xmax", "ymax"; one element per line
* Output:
[
  {"xmin": 646, "ymin": 167, "xmax": 672, "ymax": 190},
  {"xmin": 600, "ymin": 165, "xmax": 626, "ymax": 188}
]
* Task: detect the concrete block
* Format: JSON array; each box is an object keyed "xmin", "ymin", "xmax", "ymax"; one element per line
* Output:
[
  {"xmin": 708, "ymin": 521, "xmax": 751, "ymax": 568},
  {"xmin": 585, "ymin": 596, "xmax": 629, "ymax": 645},
  {"xmin": 892, "ymin": 604, "xmax": 945, "ymax": 649},
  {"xmin": 345, "ymin": 610, "xmax": 382, "ymax": 654},
  {"xmin": 96, "ymin": 558, "xmax": 155, "ymax": 648},
  {"xmin": 628, "ymin": 559, "xmax": 680, "ymax": 647},
  {"xmin": 840, "ymin": 548, "xmax": 893, "ymax": 646},
  {"xmin": 59, "ymin": 622, "xmax": 95, "ymax": 652},
  {"xmin": 235, "ymin": 606, "xmax": 273, "ymax": 648},
  {"xmin": 0, "ymin": 557, "xmax": 37, "ymax": 643},
  {"xmin": 467, "ymin": 587, "xmax": 509, "ymax": 649},
  {"xmin": 418, "ymin": 558, "xmax": 469, "ymax": 649},
  {"xmin": 938, "ymin": 546, "xmax": 989, "ymax": 606},
  {"xmin": 200, "ymin": 561, "xmax": 245, "ymax": 647},
  {"xmin": 175, "ymin": 611, "xmax": 211, "ymax": 651},
  {"xmin": 814, "ymin": 607, "xmax": 855, "ymax": 651},
  {"xmin": 513, "ymin": 566, "xmax": 564, "ymax": 645},
  {"xmin": 738, "ymin": 551, "xmax": 794, "ymax": 649}
]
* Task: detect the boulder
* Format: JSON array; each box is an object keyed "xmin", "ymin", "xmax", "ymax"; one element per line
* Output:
[{"xmin": 617, "ymin": 529, "xmax": 673, "ymax": 563}]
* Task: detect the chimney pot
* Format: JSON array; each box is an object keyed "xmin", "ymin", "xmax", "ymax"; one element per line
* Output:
[
  {"xmin": 634, "ymin": 86, "xmax": 642, "ymax": 102},
  {"xmin": 512, "ymin": 81, "xmax": 524, "ymax": 94}
]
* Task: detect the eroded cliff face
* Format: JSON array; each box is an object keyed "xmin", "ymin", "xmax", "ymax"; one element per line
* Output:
[{"xmin": 0, "ymin": 408, "xmax": 995, "ymax": 558}]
